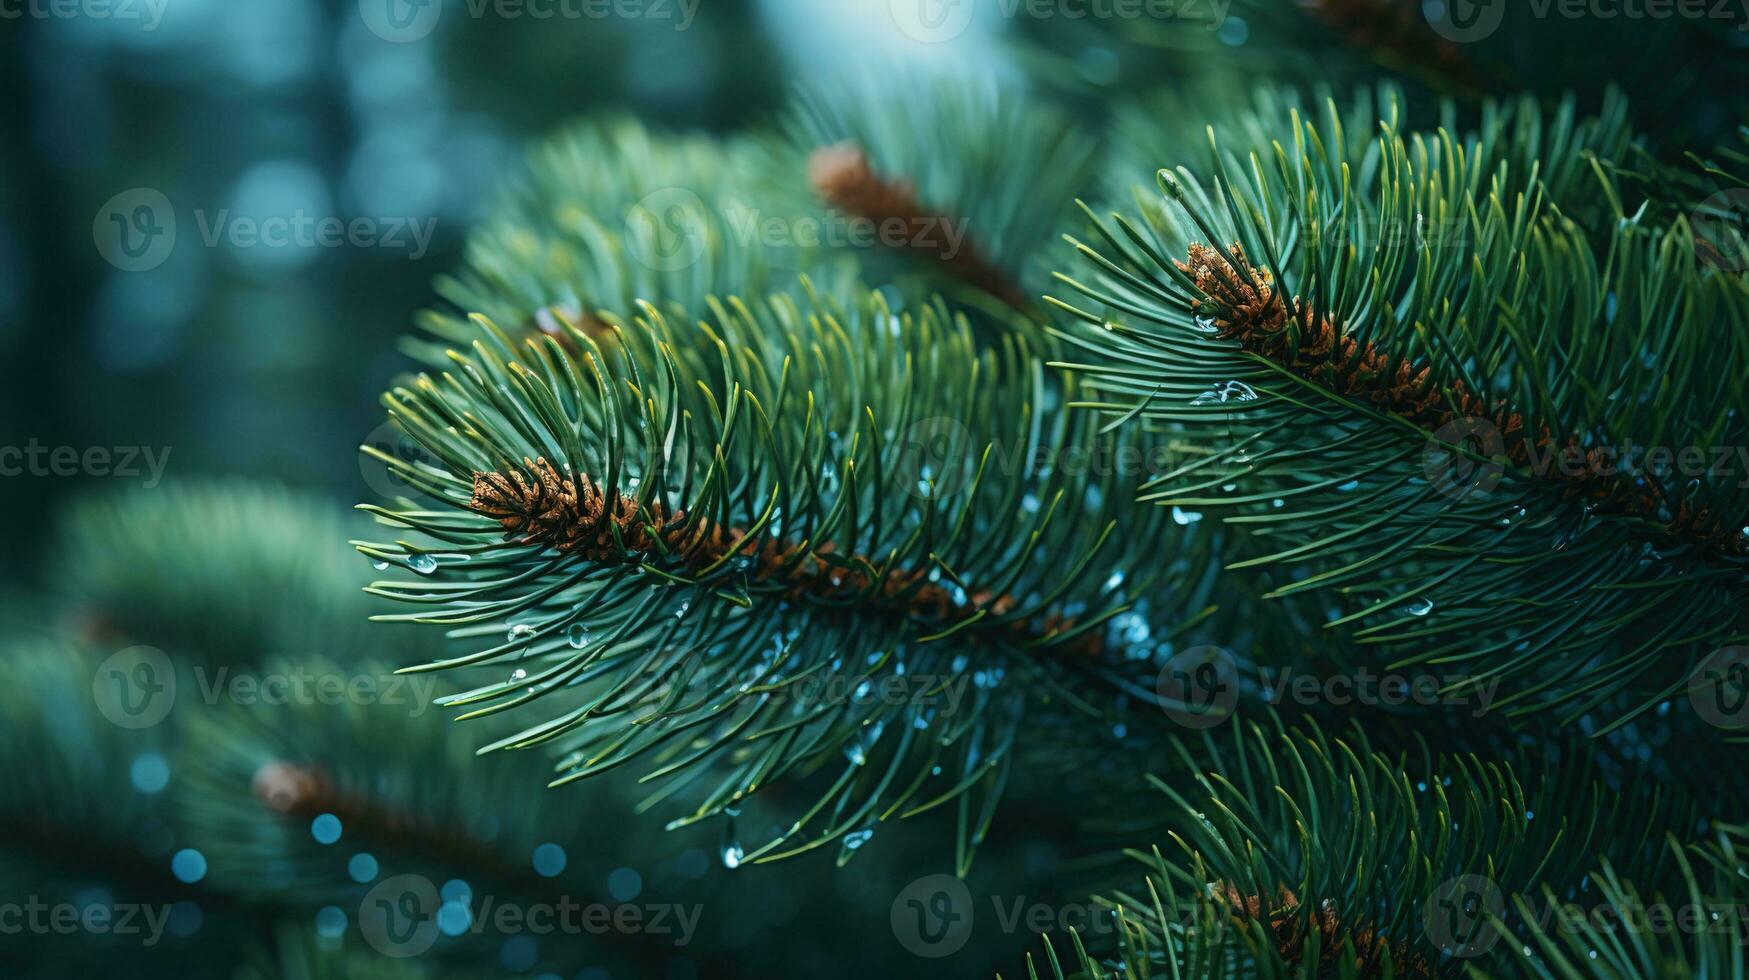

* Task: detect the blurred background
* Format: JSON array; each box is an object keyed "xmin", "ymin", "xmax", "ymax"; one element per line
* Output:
[{"xmin": 3, "ymin": 1, "xmax": 1746, "ymax": 978}]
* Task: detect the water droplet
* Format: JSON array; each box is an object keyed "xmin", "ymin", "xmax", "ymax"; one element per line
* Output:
[
  {"xmin": 721, "ymin": 842, "xmax": 744, "ymax": 869},
  {"xmin": 371, "ymin": 559, "xmax": 390, "ymax": 571},
  {"xmin": 1193, "ymin": 314, "xmax": 1219, "ymax": 334},
  {"xmin": 843, "ymin": 720, "xmax": 885, "ymax": 765},
  {"xmin": 509, "ymin": 668, "xmax": 528, "ymax": 683},
  {"xmin": 1171, "ymin": 506, "xmax": 1203, "ymax": 525},
  {"xmin": 407, "ymin": 554, "xmax": 438, "ymax": 575},
  {"xmin": 1104, "ymin": 571, "xmax": 1125, "ymax": 592},
  {"xmin": 565, "ymin": 624, "xmax": 590, "ymax": 649},
  {"xmin": 507, "ymin": 623, "xmax": 536, "ymax": 643},
  {"xmin": 1021, "ymin": 493, "xmax": 1040, "ymax": 513},
  {"xmin": 841, "ymin": 829, "xmax": 874, "ymax": 851},
  {"xmin": 1407, "ymin": 597, "xmax": 1434, "ymax": 617}
]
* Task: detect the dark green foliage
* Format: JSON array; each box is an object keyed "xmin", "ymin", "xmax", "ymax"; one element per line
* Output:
[
  {"xmin": 1052, "ymin": 89, "xmax": 1749, "ymax": 728},
  {"xmin": 1497, "ymin": 826, "xmax": 1749, "ymax": 978},
  {"xmin": 359, "ymin": 281, "xmax": 1223, "ymax": 873},
  {"xmin": 1016, "ymin": 715, "xmax": 1691, "ymax": 978}
]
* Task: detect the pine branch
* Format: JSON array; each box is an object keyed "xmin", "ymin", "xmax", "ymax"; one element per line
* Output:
[
  {"xmin": 1176, "ymin": 241, "xmax": 1743, "ymax": 557},
  {"xmin": 789, "ymin": 79, "xmax": 1101, "ymax": 314},
  {"xmin": 1013, "ymin": 713, "xmax": 1692, "ymax": 978},
  {"xmin": 470, "ymin": 456, "xmax": 1103, "ymax": 656},
  {"xmin": 358, "ymin": 283, "xmax": 1215, "ymax": 870},
  {"xmin": 808, "ymin": 142, "xmax": 1032, "ymax": 312},
  {"xmin": 1051, "ymin": 89, "xmax": 1749, "ymax": 727}
]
